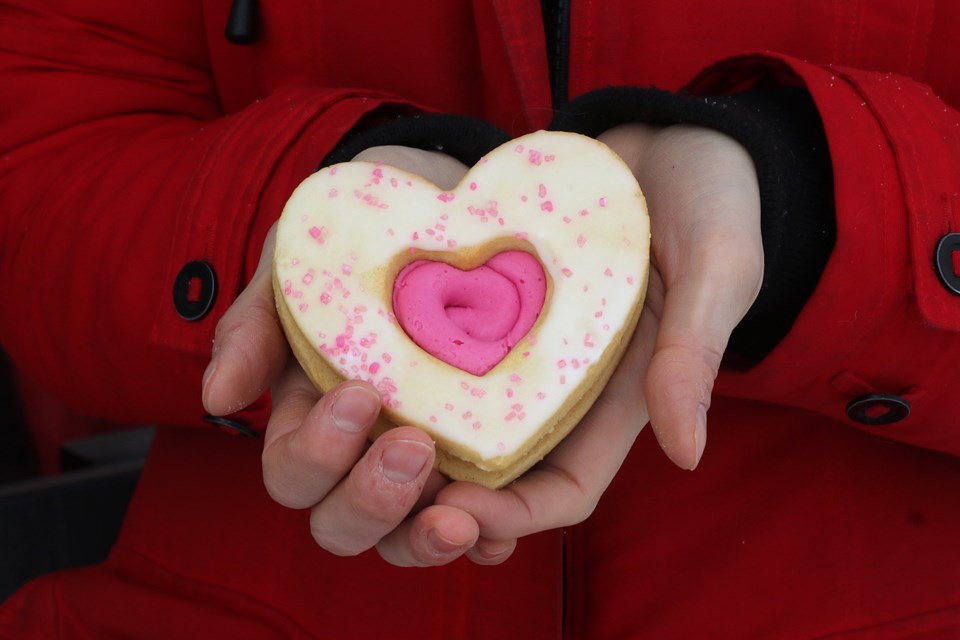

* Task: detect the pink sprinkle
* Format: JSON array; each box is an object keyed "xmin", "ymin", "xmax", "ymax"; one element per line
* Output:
[
  {"xmin": 545, "ymin": 154, "xmax": 555, "ymax": 162},
  {"xmin": 560, "ymin": 375, "xmax": 567, "ymax": 385},
  {"xmin": 291, "ymin": 258, "xmax": 300, "ymax": 266},
  {"xmin": 368, "ymin": 362, "xmax": 380, "ymax": 375},
  {"xmin": 599, "ymin": 197, "xmax": 608, "ymax": 207},
  {"xmin": 505, "ymin": 412, "xmax": 516, "ymax": 421},
  {"xmin": 537, "ymin": 392, "xmax": 546, "ymax": 400},
  {"xmin": 469, "ymin": 182, "xmax": 478, "ymax": 191},
  {"xmin": 425, "ymin": 228, "xmax": 435, "ymax": 236},
  {"xmin": 298, "ymin": 303, "xmax": 308, "ymax": 313},
  {"xmin": 579, "ymin": 209, "xmax": 589, "ymax": 217},
  {"xmin": 506, "ymin": 388, "xmax": 514, "ymax": 398},
  {"xmin": 320, "ymin": 293, "xmax": 332, "ymax": 305},
  {"xmin": 604, "ymin": 268, "xmax": 613, "ymax": 277},
  {"xmin": 445, "ymin": 403, "xmax": 454, "ymax": 411},
  {"xmin": 540, "ymin": 201, "xmax": 554, "ymax": 212},
  {"xmin": 447, "ymin": 239, "xmax": 458, "ymax": 248},
  {"xmin": 437, "ymin": 192, "xmax": 455, "ymax": 203},
  {"xmin": 429, "ymin": 415, "xmax": 437, "ymax": 423},
  {"xmin": 603, "ymin": 323, "xmax": 611, "ymax": 331},
  {"xmin": 460, "ymin": 381, "xmax": 470, "ymax": 390},
  {"xmin": 496, "ymin": 442, "xmax": 506, "ymax": 451},
  {"xmin": 563, "ymin": 216, "xmax": 572, "ymax": 224},
  {"xmin": 512, "ymin": 403, "xmax": 523, "ymax": 411},
  {"xmin": 521, "ymin": 195, "xmax": 528, "ymax": 202},
  {"xmin": 390, "ymin": 177, "xmax": 398, "ymax": 188},
  {"xmin": 602, "ymin": 298, "xmax": 607, "ymax": 306},
  {"xmin": 514, "ymin": 144, "xmax": 524, "ymax": 153},
  {"xmin": 571, "ymin": 359, "xmax": 581, "ymax": 369},
  {"xmin": 330, "ymin": 166, "xmax": 338, "ymax": 175},
  {"xmin": 498, "ymin": 218, "xmax": 505, "ymax": 226},
  {"xmin": 473, "ymin": 422, "xmax": 483, "ymax": 430},
  {"xmin": 561, "ymin": 267, "xmax": 573, "ymax": 277},
  {"xmin": 382, "ymin": 353, "xmax": 392, "ymax": 363},
  {"xmin": 470, "ymin": 387, "xmax": 486, "ymax": 398},
  {"xmin": 538, "ymin": 184, "xmax": 547, "ymax": 198},
  {"xmin": 627, "ymin": 277, "xmax": 635, "ymax": 285},
  {"xmin": 557, "ymin": 359, "xmax": 567, "ymax": 369},
  {"xmin": 515, "ymin": 232, "xmax": 529, "ymax": 240},
  {"xmin": 529, "ymin": 149, "xmax": 543, "ymax": 165},
  {"xmin": 510, "ymin": 373, "xmax": 522, "ymax": 383},
  {"xmin": 595, "ymin": 311, "xmax": 603, "ymax": 318},
  {"xmin": 309, "ymin": 226, "xmax": 325, "ymax": 242},
  {"xmin": 462, "ymin": 411, "xmax": 473, "ymax": 420},
  {"xmin": 577, "ymin": 234, "xmax": 586, "ymax": 248},
  {"xmin": 387, "ymin": 228, "xmax": 395, "ymax": 236},
  {"xmin": 522, "ymin": 351, "xmax": 531, "ymax": 357},
  {"xmin": 327, "ymin": 188, "xmax": 338, "ymax": 198},
  {"xmin": 411, "ymin": 231, "xmax": 419, "ymax": 241},
  {"xmin": 341, "ymin": 264, "xmax": 352, "ymax": 275},
  {"xmin": 302, "ymin": 273, "xmax": 314, "ymax": 285}
]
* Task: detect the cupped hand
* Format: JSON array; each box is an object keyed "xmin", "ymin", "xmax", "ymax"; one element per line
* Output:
[
  {"xmin": 434, "ymin": 123, "xmax": 763, "ymax": 562},
  {"xmin": 203, "ymin": 146, "xmax": 483, "ymax": 566}
]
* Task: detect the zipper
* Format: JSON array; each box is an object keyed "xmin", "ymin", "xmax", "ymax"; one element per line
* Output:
[
  {"xmin": 542, "ymin": 0, "xmax": 572, "ymax": 109},
  {"xmin": 225, "ymin": 0, "xmax": 260, "ymax": 45}
]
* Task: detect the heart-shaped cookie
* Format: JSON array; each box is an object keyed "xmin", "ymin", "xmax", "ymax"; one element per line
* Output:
[{"xmin": 274, "ymin": 130, "xmax": 649, "ymax": 488}]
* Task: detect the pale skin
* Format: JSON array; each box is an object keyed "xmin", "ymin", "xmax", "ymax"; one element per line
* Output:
[{"xmin": 202, "ymin": 124, "xmax": 763, "ymax": 566}]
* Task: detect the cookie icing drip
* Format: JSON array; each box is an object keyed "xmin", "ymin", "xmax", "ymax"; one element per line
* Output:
[{"xmin": 392, "ymin": 251, "xmax": 546, "ymax": 376}]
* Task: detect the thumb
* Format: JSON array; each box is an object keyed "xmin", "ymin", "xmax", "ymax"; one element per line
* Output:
[
  {"xmin": 644, "ymin": 251, "xmax": 759, "ymax": 470},
  {"xmin": 202, "ymin": 223, "xmax": 289, "ymax": 416}
]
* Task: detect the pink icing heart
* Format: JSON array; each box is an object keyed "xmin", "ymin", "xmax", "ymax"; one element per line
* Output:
[{"xmin": 392, "ymin": 251, "xmax": 547, "ymax": 376}]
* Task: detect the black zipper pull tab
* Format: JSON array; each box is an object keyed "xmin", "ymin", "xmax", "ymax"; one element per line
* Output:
[{"xmin": 225, "ymin": 0, "xmax": 259, "ymax": 45}]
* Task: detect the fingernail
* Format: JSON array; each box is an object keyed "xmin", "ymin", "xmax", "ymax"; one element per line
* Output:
[
  {"xmin": 332, "ymin": 386, "xmax": 381, "ymax": 433},
  {"xmin": 381, "ymin": 440, "xmax": 431, "ymax": 485},
  {"xmin": 427, "ymin": 530, "xmax": 468, "ymax": 557},
  {"xmin": 693, "ymin": 404, "xmax": 708, "ymax": 468}
]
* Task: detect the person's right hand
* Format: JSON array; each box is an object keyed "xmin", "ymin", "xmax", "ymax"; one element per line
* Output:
[{"xmin": 202, "ymin": 146, "xmax": 481, "ymax": 564}]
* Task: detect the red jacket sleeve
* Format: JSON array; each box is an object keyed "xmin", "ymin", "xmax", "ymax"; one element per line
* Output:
[
  {"xmin": 0, "ymin": 3, "xmax": 413, "ymax": 427},
  {"xmin": 700, "ymin": 54, "xmax": 960, "ymax": 458}
]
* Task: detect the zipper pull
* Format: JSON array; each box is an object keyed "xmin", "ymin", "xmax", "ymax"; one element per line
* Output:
[{"xmin": 225, "ymin": 0, "xmax": 259, "ymax": 45}]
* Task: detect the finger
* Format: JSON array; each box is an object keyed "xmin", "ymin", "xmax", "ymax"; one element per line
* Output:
[
  {"xmin": 375, "ymin": 504, "xmax": 480, "ymax": 567},
  {"xmin": 202, "ymin": 224, "xmax": 287, "ymax": 416},
  {"xmin": 645, "ymin": 230, "xmax": 762, "ymax": 470},
  {"xmin": 436, "ymin": 319, "xmax": 653, "ymax": 542},
  {"xmin": 262, "ymin": 373, "xmax": 381, "ymax": 508},
  {"xmin": 465, "ymin": 538, "xmax": 518, "ymax": 566},
  {"xmin": 308, "ymin": 426, "xmax": 435, "ymax": 556}
]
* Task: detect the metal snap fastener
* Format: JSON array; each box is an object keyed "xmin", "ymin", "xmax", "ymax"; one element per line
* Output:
[
  {"xmin": 203, "ymin": 415, "xmax": 260, "ymax": 437},
  {"xmin": 934, "ymin": 232, "xmax": 960, "ymax": 295},
  {"xmin": 846, "ymin": 394, "xmax": 910, "ymax": 426},
  {"xmin": 173, "ymin": 260, "xmax": 218, "ymax": 321}
]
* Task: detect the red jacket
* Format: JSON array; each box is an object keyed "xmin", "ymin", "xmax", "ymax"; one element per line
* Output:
[{"xmin": 2, "ymin": 1, "xmax": 959, "ymax": 638}]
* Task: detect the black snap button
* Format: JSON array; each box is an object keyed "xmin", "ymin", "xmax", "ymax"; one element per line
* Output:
[
  {"xmin": 173, "ymin": 260, "xmax": 218, "ymax": 321},
  {"xmin": 846, "ymin": 394, "xmax": 910, "ymax": 426},
  {"xmin": 203, "ymin": 415, "xmax": 260, "ymax": 438},
  {"xmin": 934, "ymin": 233, "xmax": 960, "ymax": 295}
]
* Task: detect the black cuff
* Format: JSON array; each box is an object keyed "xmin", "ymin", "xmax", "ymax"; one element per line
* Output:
[
  {"xmin": 551, "ymin": 86, "xmax": 836, "ymax": 364},
  {"xmin": 321, "ymin": 113, "xmax": 511, "ymax": 169}
]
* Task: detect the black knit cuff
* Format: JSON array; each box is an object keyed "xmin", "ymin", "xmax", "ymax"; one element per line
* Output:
[
  {"xmin": 321, "ymin": 113, "xmax": 511, "ymax": 169},
  {"xmin": 551, "ymin": 86, "xmax": 836, "ymax": 364}
]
